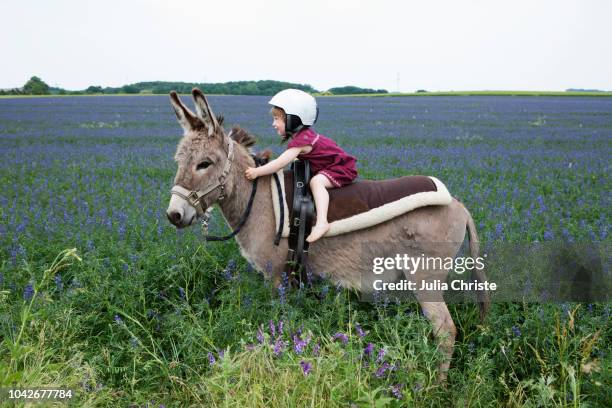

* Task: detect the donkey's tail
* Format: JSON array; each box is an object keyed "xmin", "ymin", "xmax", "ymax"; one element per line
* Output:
[{"xmin": 465, "ymin": 205, "xmax": 490, "ymax": 321}]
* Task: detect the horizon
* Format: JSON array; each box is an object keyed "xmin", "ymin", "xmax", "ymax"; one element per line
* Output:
[
  {"xmin": 2, "ymin": 0, "xmax": 611, "ymax": 92},
  {"xmin": 2, "ymin": 77, "xmax": 610, "ymax": 94}
]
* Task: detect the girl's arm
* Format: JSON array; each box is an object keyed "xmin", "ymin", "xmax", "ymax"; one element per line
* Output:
[{"xmin": 245, "ymin": 147, "xmax": 303, "ymax": 179}]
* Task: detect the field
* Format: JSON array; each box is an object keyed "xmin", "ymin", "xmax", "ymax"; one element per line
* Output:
[{"xmin": 0, "ymin": 95, "xmax": 610, "ymax": 407}]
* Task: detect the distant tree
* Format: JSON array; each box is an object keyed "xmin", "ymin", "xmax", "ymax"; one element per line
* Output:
[
  {"xmin": 416, "ymin": 89, "xmax": 428, "ymax": 93},
  {"xmin": 23, "ymin": 76, "xmax": 50, "ymax": 95},
  {"xmin": 86, "ymin": 86, "xmax": 103, "ymax": 93},
  {"xmin": 328, "ymin": 86, "xmax": 388, "ymax": 95},
  {"xmin": 121, "ymin": 85, "xmax": 139, "ymax": 94}
]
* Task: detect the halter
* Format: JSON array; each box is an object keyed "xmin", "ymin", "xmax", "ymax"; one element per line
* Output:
[
  {"xmin": 169, "ymin": 138, "xmax": 284, "ymax": 243},
  {"xmin": 170, "ymin": 138, "xmax": 235, "ymax": 217}
]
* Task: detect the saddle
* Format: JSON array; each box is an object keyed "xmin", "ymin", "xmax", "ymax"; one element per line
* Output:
[{"xmin": 274, "ymin": 159, "xmax": 452, "ymax": 284}]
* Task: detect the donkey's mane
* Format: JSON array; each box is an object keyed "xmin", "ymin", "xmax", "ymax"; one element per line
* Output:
[{"xmin": 228, "ymin": 125, "xmax": 257, "ymax": 148}]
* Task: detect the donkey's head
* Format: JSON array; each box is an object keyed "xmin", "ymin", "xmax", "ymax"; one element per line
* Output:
[{"xmin": 166, "ymin": 88, "xmax": 232, "ymax": 228}]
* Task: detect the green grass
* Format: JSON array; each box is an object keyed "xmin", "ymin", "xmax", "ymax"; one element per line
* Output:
[{"xmin": 0, "ymin": 95, "xmax": 610, "ymax": 407}]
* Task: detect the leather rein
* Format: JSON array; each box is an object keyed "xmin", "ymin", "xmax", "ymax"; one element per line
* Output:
[{"xmin": 170, "ymin": 138, "xmax": 284, "ymax": 244}]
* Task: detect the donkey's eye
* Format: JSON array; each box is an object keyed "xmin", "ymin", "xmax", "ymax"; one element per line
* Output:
[{"xmin": 196, "ymin": 161, "xmax": 212, "ymax": 170}]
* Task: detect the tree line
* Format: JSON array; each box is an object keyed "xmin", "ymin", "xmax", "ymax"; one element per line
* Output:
[{"xmin": 1, "ymin": 77, "xmax": 388, "ymax": 96}]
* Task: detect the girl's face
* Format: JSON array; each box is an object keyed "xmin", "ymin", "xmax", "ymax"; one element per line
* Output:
[{"xmin": 272, "ymin": 114, "xmax": 286, "ymax": 137}]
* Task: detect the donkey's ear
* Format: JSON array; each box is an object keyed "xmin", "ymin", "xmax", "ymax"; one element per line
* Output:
[
  {"xmin": 169, "ymin": 91, "xmax": 200, "ymax": 132},
  {"xmin": 192, "ymin": 88, "xmax": 220, "ymax": 137}
]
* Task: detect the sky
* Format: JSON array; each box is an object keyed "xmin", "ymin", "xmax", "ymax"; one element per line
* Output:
[{"xmin": 1, "ymin": 0, "xmax": 611, "ymax": 92}]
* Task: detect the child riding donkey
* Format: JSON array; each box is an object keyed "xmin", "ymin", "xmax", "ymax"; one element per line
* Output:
[{"xmin": 245, "ymin": 89, "xmax": 358, "ymax": 242}]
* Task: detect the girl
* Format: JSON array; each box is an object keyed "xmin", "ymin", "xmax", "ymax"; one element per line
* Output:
[{"xmin": 245, "ymin": 89, "xmax": 358, "ymax": 243}]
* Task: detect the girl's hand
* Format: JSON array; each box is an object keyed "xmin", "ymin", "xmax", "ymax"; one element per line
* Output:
[{"xmin": 245, "ymin": 167, "xmax": 259, "ymax": 180}]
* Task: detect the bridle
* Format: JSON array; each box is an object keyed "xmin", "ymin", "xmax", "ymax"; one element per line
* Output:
[
  {"xmin": 169, "ymin": 137, "xmax": 284, "ymax": 243},
  {"xmin": 170, "ymin": 138, "xmax": 235, "ymax": 218}
]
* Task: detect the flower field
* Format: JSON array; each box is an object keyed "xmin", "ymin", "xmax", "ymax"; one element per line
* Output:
[{"xmin": 0, "ymin": 95, "xmax": 610, "ymax": 407}]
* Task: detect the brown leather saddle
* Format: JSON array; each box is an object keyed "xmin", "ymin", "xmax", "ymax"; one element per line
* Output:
[
  {"xmin": 283, "ymin": 171, "xmax": 437, "ymax": 224},
  {"xmin": 278, "ymin": 160, "xmax": 438, "ymax": 285}
]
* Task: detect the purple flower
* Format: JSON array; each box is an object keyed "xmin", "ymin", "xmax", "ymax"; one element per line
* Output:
[
  {"xmin": 355, "ymin": 324, "xmax": 366, "ymax": 338},
  {"xmin": 54, "ymin": 274, "xmax": 63, "ymax": 291},
  {"xmin": 390, "ymin": 383, "xmax": 403, "ymax": 400},
  {"xmin": 376, "ymin": 347, "xmax": 386, "ymax": 363},
  {"xmin": 269, "ymin": 320, "xmax": 276, "ymax": 337},
  {"xmin": 312, "ymin": 342, "xmax": 320, "ymax": 356},
  {"xmin": 273, "ymin": 338, "xmax": 284, "ymax": 356},
  {"xmin": 278, "ymin": 320, "xmax": 284, "ymax": 335},
  {"xmin": 23, "ymin": 283, "xmax": 34, "ymax": 301},
  {"xmin": 278, "ymin": 284, "xmax": 286, "ymax": 304},
  {"xmin": 511, "ymin": 325, "xmax": 521, "ymax": 337},
  {"xmin": 223, "ymin": 259, "xmax": 236, "ymax": 280},
  {"xmin": 543, "ymin": 229, "xmax": 553, "ymax": 241},
  {"xmin": 256, "ymin": 325, "xmax": 265, "ymax": 344},
  {"xmin": 114, "ymin": 315, "xmax": 123, "ymax": 324},
  {"xmin": 332, "ymin": 332, "xmax": 349, "ymax": 345},
  {"xmin": 293, "ymin": 333, "xmax": 311, "ymax": 354},
  {"xmin": 300, "ymin": 360, "xmax": 312, "ymax": 376},
  {"xmin": 375, "ymin": 362, "xmax": 390, "ymax": 378},
  {"xmin": 207, "ymin": 352, "xmax": 216, "ymax": 366},
  {"xmin": 364, "ymin": 343, "xmax": 374, "ymax": 357}
]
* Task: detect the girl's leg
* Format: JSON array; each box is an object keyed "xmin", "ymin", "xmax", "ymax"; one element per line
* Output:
[{"xmin": 307, "ymin": 174, "xmax": 334, "ymax": 242}]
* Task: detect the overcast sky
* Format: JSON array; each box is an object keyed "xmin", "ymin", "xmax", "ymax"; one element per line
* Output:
[{"xmin": 1, "ymin": 0, "xmax": 611, "ymax": 92}]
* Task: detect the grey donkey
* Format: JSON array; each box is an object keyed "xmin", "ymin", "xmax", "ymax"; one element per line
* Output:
[{"xmin": 166, "ymin": 88, "xmax": 490, "ymax": 382}]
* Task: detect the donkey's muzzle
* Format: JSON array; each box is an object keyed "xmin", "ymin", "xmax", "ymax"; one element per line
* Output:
[{"xmin": 167, "ymin": 209, "xmax": 183, "ymax": 226}]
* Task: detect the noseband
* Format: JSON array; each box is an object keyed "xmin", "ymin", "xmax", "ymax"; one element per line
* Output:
[{"xmin": 170, "ymin": 138, "xmax": 236, "ymax": 217}]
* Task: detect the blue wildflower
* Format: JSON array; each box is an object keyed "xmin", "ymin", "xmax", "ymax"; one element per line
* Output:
[
  {"xmin": 293, "ymin": 333, "xmax": 310, "ymax": 354},
  {"xmin": 390, "ymin": 383, "xmax": 403, "ymax": 400},
  {"xmin": 543, "ymin": 229, "xmax": 553, "ymax": 241},
  {"xmin": 300, "ymin": 360, "xmax": 312, "ymax": 376},
  {"xmin": 355, "ymin": 324, "xmax": 367, "ymax": 338},
  {"xmin": 375, "ymin": 362, "xmax": 390, "ymax": 378},
  {"xmin": 257, "ymin": 325, "xmax": 265, "ymax": 344},
  {"xmin": 273, "ymin": 338, "xmax": 284, "ymax": 356},
  {"xmin": 269, "ymin": 320, "xmax": 276, "ymax": 337},
  {"xmin": 23, "ymin": 283, "xmax": 34, "ymax": 301},
  {"xmin": 223, "ymin": 259, "xmax": 236, "ymax": 280},
  {"xmin": 207, "ymin": 352, "xmax": 216, "ymax": 367},
  {"xmin": 511, "ymin": 325, "xmax": 521, "ymax": 337},
  {"xmin": 376, "ymin": 347, "xmax": 386, "ymax": 363},
  {"xmin": 312, "ymin": 342, "xmax": 320, "ymax": 356},
  {"xmin": 364, "ymin": 343, "xmax": 374, "ymax": 357},
  {"xmin": 278, "ymin": 320, "xmax": 284, "ymax": 335},
  {"xmin": 114, "ymin": 315, "xmax": 123, "ymax": 325},
  {"xmin": 54, "ymin": 274, "xmax": 63, "ymax": 291},
  {"xmin": 332, "ymin": 332, "xmax": 348, "ymax": 345}
]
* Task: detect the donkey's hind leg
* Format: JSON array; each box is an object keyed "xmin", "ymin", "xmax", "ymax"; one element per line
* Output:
[{"xmin": 417, "ymin": 296, "xmax": 456, "ymax": 383}]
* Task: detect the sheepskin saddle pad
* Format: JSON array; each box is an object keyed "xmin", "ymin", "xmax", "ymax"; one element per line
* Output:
[{"xmin": 271, "ymin": 169, "xmax": 452, "ymax": 238}]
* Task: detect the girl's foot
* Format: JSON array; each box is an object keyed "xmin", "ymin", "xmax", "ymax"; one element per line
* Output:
[{"xmin": 306, "ymin": 222, "xmax": 330, "ymax": 243}]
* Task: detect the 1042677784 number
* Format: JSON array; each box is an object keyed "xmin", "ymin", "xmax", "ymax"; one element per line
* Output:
[{"xmin": 2, "ymin": 388, "xmax": 74, "ymax": 400}]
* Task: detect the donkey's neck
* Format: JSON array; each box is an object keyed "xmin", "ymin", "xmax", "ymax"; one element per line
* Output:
[{"xmin": 216, "ymin": 150, "xmax": 277, "ymax": 252}]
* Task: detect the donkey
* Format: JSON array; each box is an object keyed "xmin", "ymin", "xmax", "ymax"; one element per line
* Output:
[{"xmin": 166, "ymin": 88, "xmax": 490, "ymax": 382}]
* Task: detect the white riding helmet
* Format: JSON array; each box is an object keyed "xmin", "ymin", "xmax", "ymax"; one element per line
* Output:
[{"xmin": 268, "ymin": 89, "xmax": 319, "ymax": 127}]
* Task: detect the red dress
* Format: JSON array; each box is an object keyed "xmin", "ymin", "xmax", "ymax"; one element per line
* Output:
[{"xmin": 287, "ymin": 128, "xmax": 358, "ymax": 187}]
